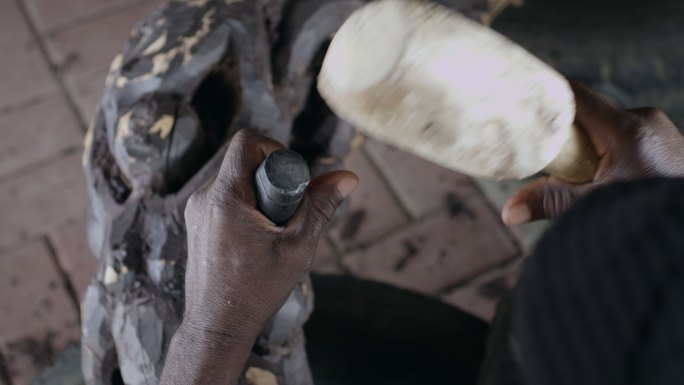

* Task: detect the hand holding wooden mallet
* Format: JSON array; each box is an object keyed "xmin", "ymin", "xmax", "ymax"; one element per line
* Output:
[{"xmin": 318, "ymin": 0, "xmax": 598, "ymax": 183}]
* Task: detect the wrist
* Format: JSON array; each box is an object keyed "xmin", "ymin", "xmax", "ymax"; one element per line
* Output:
[
  {"xmin": 181, "ymin": 294, "xmax": 273, "ymax": 343},
  {"xmin": 160, "ymin": 322, "xmax": 256, "ymax": 385},
  {"xmin": 177, "ymin": 317, "xmax": 259, "ymax": 352}
]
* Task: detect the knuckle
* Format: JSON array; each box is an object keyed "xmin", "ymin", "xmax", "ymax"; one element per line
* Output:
[
  {"xmin": 542, "ymin": 187, "xmax": 574, "ymax": 219},
  {"xmin": 231, "ymin": 129, "xmax": 249, "ymax": 145},
  {"xmin": 196, "ymin": 176, "xmax": 242, "ymax": 214},
  {"xmin": 185, "ymin": 188, "xmax": 207, "ymax": 221},
  {"xmin": 222, "ymin": 131, "xmax": 248, "ymax": 163},
  {"xmin": 643, "ymin": 107, "xmax": 666, "ymax": 120},
  {"xmin": 227, "ymin": 130, "xmax": 256, "ymax": 155},
  {"xmin": 309, "ymin": 196, "xmax": 336, "ymax": 224},
  {"xmin": 207, "ymin": 179, "xmax": 235, "ymax": 209},
  {"xmin": 632, "ymin": 107, "xmax": 667, "ymax": 123},
  {"xmin": 627, "ymin": 114, "xmax": 643, "ymax": 127}
]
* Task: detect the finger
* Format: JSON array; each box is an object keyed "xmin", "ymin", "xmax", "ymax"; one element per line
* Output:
[
  {"xmin": 216, "ymin": 129, "xmax": 284, "ymax": 204},
  {"xmin": 287, "ymin": 170, "xmax": 358, "ymax": 238},
  {"xmin": 502, "ymin": 176, "xmax": 591, "ymax": 226},
  {"xmin": 570, "ymin": 81, "xmax": 633, "ymax": 155},
  {"xmin": 628, "ymin": 107, "xmax": 680, "ymax": 132}
]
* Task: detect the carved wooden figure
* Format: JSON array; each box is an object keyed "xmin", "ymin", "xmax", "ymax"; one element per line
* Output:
[{"xmin": 80, "ymin": 1, "xmax": 512, "ymax": 384}]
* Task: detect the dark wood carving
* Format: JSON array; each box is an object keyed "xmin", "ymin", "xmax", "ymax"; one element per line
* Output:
[{"xmin": 80, "ymin": 1, "xmax": 507, "ymax": 384}]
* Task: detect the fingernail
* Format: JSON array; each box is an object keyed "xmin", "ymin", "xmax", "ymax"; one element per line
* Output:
[
  {"xmin": 505, "ymin": 204, "xmax": 531, "ymax": 226},
  {"xmin": 336, "ymin": 177, "xmax": 358, "ymax": 199}
]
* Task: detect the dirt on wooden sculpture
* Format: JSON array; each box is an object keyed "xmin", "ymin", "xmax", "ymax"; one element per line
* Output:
[{"xmin": 80, "ymin": 1, "xmax": 513, "ymax": 385}]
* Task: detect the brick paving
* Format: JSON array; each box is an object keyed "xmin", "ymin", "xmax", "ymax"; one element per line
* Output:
[
  {"xmin": 0, "ymin": 1, "xmax": 527, "ymax": 383},
  {"xmin": 341, "ymin": 198, "xmax": 519, "ymax": 296},
  {"xmin": 47, "ymin": 220, "xmax": 97, "ymax": 301},
  {"xmin": 441, "ymin": 256, "xmax": 525, "ymax": 322},
  {"xmin": 327, "ymin": 148, "xmax": 410, "ymax": 252},
  {"xmin": 0, "ymin": 93, "xmax": 82, "ymax": 180},
  {"xmin": 0, "ymin": 241, "xmax": 80, "ymax": 384},
  {"xmin": 364, "ymin": 139, "xmax": 480, "ymax": 219},
  {"xmin": 0, "ymin": 1, "xmax": 56, "ymax": 109}
]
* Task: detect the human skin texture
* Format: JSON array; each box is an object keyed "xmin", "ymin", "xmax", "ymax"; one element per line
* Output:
[
  {"xmin": 161, "ymin": 83, "xmax": 684, "ymax": 383},
  {"xmin": 159, "ymin": 130, "xmax": 358, "ymax": 385}
]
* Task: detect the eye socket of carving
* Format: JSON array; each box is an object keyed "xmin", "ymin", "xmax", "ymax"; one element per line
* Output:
[
  {"xmin": 289, "ymin": 39, "xmax": 357, "ymax": 175},
  {"xmin": 189, "ymin": 54, "xmax": 242, "ymax": 162},
  {"xmin": 110, "ymin": 53, "xmax": 242, "ymax": 196},
  {"xmin": 289, "ymin": 40, "xmax": 335, "ymax": 166}
]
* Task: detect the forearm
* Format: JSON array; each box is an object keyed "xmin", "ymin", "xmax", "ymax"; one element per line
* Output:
[{"xmin": 160, "ymin": 322, "xmax": 256, "ymax": 385}]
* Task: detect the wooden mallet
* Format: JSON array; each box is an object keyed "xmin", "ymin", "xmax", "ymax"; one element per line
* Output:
[{"xmin": 318, "ymin": 0, "xmax": 598, "ymax": 182}]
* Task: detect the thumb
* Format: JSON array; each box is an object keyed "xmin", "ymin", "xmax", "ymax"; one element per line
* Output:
[
  {"xmin": 502, "ymin": 176, "xmax": 590, "ymax": 226},
  {"xmin": 289, "ymin": 170, "xmax": 358, "ymax": 237}
]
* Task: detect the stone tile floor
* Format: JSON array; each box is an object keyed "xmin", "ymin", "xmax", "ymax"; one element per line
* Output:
[{"xmin": 0, "ymin": 1, "xmax": 540, "ymax": 383}]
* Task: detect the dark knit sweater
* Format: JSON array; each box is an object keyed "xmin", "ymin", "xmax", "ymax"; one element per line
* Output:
[{"xmin": 513, "ymin": 178, "xmax": 684, "ymax": 385}]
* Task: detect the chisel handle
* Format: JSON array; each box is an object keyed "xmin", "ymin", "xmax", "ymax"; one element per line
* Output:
[{"xmin": 255, "ymin": 150, "xmax": 310, "ymax": 225}]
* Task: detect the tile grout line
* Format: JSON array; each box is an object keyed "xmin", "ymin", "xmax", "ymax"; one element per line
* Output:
[
  {"xmin": 44, "ymin": 0, "xmax": 157, "ymax": 36},
  {"xmin": 328, "ymin": 195, "xmax": 523, "ymax": 296},
  {"xmin": 14, "ymin": 0, "xmax": 88, "ymax": 133},
  {"xmin": 323, "ymin": 232, "xmax": 352, "ymax": 275},
  {"xmin": 323, "ymin": 219, "xmax": 353, "ymax": 272},
  {"xmin": 0, "ymin": 353, "xmax": 13, "ymax": 385},
  {"xmin": 0, "ymin": 146, "xmax": 81, "ymax": 186},
  {"xmin": 436, "ymin": 253, "xmax": 523, "ymax": 297},
  {"xmin": 362, "ymin": 144, "xmax": 482, "ymax": 221},
  {"xmin": 325, "ymin": 146, "xmax": 415, "ymax": 261},
  {"xmin": 411, "ymin": 189, "xmax": 486, "ymax": 223},
  {"xmin": 0, "ymin": 216, "xmax": 80, "ymax": 258},
  {"xmin": 0, "ymin": 91, "xmax": 53, "ymax": 116},
  {"xmin": 360, "ymin": 146, "xmax": 414, "ymax": 221},
  {"xmin": 328, "ymin": 185, "xmax": 504, "ymax": 263},
  {"xmin": 0, "ymin": 233, "xmax": 48, "ymax": 258},
  {"xmin": 330, "ymin": 205, "xmax": 454, "ymax": 265},
  {"xmin": 43, "ymin": 236, "xmax": 82, "ymax": 317},
  {"xmin": 470, "ymin": 180, "xmax": 526, "ymax": 257}
]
